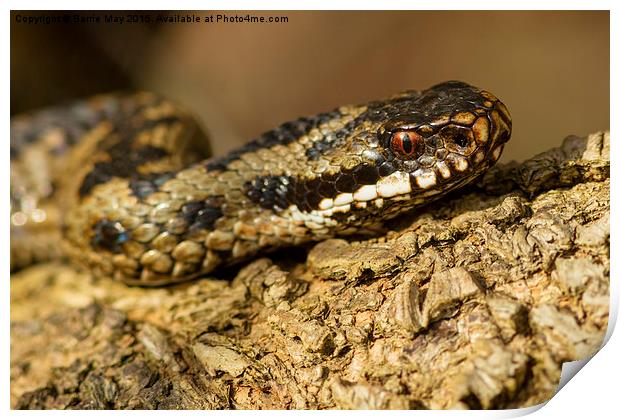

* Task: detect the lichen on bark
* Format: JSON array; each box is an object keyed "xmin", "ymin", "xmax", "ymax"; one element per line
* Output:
[{"xmin": 11, "ymin": 131, "xmax": 610, "ymax": 409}]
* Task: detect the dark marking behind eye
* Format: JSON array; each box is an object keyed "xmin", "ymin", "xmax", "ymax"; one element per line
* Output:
[
  {"xmin": 244, "ymin": 175, "xmax": 295, "ymax": 212},
  {"xmin": 179, "ymin": 196, "xmax": 225, "ymax": 234},
  {"xmin": 91, "ymin": 220, "xmax": 128, "ymax": 252}
]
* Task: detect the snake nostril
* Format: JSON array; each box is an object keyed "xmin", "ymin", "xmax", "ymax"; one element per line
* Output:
[{"xmin": 454, "ymin": 133, "xmax": 469, "ymax": 148}]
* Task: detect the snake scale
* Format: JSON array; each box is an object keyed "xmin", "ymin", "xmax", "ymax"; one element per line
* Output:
[{"xmin": 10, "ymin": 81, "xmax": 512, "ymax": 286}]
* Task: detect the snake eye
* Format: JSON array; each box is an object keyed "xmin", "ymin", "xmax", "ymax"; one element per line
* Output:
[{"xmin": 390, "ymin": 130, "xmax": 424, "ymax": 158}]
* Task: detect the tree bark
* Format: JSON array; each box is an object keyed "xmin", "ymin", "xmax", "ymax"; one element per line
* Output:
[{"xmin": 11, "ymin": 131, "xmax": 610, "ymax": 409}]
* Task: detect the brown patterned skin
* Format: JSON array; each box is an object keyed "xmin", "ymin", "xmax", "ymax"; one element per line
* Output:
[{"xmin": 10, "ymin": 82, "xmax": 512, "ymax": 285}]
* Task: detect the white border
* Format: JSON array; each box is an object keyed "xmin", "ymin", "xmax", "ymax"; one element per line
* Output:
[{"xmin": 3, "ymin": 1, "xmax": 616, "ymax": 418}]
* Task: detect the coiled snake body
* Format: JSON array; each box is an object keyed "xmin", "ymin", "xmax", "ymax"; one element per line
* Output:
[{"xmin": 11, "ymin": 81, "xmax": 512, "ymax": 285}]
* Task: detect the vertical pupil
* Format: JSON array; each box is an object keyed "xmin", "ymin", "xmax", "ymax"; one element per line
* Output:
[{"xmin": 401, "ymin": 133, "xmax": 413, "ymax": 154}]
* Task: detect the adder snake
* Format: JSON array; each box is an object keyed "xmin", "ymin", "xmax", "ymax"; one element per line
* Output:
[{"xmin": 10, "ymin": 81, "xmax": 512, "ymax": 285}]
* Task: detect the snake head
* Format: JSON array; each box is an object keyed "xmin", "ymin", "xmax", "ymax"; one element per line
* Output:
[
  {"xmin": 371, "ymin": 81, "xmax": 511, "ymax": 200},
  {"xmin": 277, "ymin": 81, "xmax": 512, "ymax": 235}
]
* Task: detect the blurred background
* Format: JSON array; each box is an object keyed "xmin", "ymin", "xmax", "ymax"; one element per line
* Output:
[{"xmin": 11, "ymin": 11, "xmax": 609, "ymax": 162}]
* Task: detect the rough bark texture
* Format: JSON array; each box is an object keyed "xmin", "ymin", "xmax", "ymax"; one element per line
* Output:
[{"xmin": 11, "ymin": 131, "xmax": 610, "ymax": 409}]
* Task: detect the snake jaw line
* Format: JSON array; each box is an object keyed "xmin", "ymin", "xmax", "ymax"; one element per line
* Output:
[{"xmin": 376, "ymin": 171, "xmax": 412, "ymax": 198}]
